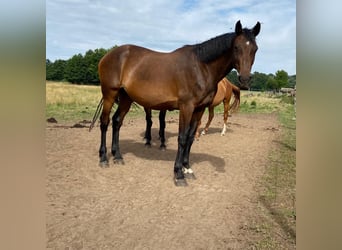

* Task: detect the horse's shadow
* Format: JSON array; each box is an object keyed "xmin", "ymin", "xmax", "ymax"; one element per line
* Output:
[
  {"xmin": 108, "ymin": 138, "xmax": 226, "ymax": 173},
  {"xmin": 139, "ymin": 128, "xmax": 178, "ymax": 144},
  {"xmin": 140, "ymin": 127, "xmax": 234, "ymax": 140}
]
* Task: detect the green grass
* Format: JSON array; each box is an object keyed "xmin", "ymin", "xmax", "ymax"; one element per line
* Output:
[{"xmin": 251, "ymin": 104, "xmax": 296, "ymax": 249}]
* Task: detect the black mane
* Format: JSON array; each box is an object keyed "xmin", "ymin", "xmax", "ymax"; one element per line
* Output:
[{"xmin": 192, "ymin": 28, "xmax": 256, "ymax": 63}]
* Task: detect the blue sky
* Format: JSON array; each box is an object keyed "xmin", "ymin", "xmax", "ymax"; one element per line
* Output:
[{"xmin": 46, "ymin": 0, "xmax": 296, "ymax": 75}]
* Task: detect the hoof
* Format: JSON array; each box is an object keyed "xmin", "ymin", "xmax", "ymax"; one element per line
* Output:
[
  {"xmin": 174, "ymin": 177, "xmax": 188, "ymax": 187},
  {"xmin": 113, "ymin": 158, "xmax": 125, "ymax": 165},
  {"xmin": 99, "ymin": 160, "xmax": 109, "ymax": 168},
  {"xmin": 160, "ymin": 145, "xmax": 166, "ymax": 151},
  {"xmin": 145, "ymin": 143, "xmax": 151, "ymax": 148},
  {"xmin": 184, "ymin": 172, "xmax": 196, "ymax": 179},
  {"xmin": 183, "ymin": 167, "xmax": 196, "ymax": 179}
]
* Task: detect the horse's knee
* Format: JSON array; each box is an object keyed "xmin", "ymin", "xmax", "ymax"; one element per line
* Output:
[
  {"xmin": 100, "ymin": 123, "xmax": 108, "ymax": 132},
  {"xmin": 178, "ymin": 135, "xmax": 187, "ymax": 147},
  {"xmin": 188, "ymin": 134, "xmax": 195, "ymax": 144}
]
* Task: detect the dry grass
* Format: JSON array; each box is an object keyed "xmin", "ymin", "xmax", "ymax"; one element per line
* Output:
[
  {"xmin": 46, "ymin": 81, "xmax": 101, "ymax": 105},
  {"xmin": 46, "ymin": 81, "xmax": 294, "ymax": 122},
  {"xmin": 46, "ymin": 81, "xmax": 103, "ymax": 122}
]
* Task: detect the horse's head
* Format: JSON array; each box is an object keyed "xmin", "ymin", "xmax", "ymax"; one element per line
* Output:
[{"xmin": 232, "ymin": 20, "xmax": 260, "ymax": 90}]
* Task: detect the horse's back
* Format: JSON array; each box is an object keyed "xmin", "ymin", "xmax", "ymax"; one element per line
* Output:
[
  {"xmin": 98, "ymin": 44, "xmax": 192, "ymax": 109},
  {"xmin": 99, "ymin": 44, "xmax": 189, "ymax": 87}
]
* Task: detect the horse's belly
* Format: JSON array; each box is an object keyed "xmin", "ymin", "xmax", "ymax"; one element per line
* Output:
[{"xmin": 126, "ymin": 90, "xmax": 179, "ymax": 110}]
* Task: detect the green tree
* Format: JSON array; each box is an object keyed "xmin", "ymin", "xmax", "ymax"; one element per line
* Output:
[
  {"xmin": 46, "ymin": 59, "xmax": 66, "ymax": 81},
  {"xmin": 250, "ymin": 71, "xmax": 269, "ymax": 91},
  {"xmin": 288, "ymin": 75, "xmax": 296, "ymax": 88},
  {"xmin": 226, "ymin": 70, "xmax": 239, "ymax": 86},
  {"xmin": 83, "ymin": 48, "xmax": 108, "ymax": 84},
  {"xmin": 274, "ymin": 70, "xmax": 289, "ymax": 90},
  {"xmin": 266, "ymin": 75, "xmax": 277, "ymax": 92},
  {"xmin": 64, "ymin": 54, "xmax": 86, "ymax": 84}
]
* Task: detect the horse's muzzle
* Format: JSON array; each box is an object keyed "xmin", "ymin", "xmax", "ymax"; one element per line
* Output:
[{"xmin": 238, "ymin": 75, "xmax": 252, "ymax": 90}]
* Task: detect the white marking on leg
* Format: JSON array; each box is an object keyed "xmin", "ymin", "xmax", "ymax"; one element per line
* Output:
[
  {"xmin": 221, "ymin": 123, "xmax": 227, "ymax": 136},
  {"xmin": 246, "ymin": 41, "xmax": 250, "ymax": 46},
  {"xmin": 182, "ymin": 167, "xmax": 194, "ymax": 174}
]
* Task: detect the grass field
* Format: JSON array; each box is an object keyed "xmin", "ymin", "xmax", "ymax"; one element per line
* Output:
[
  {"xmin": 46, "ymin": 81, "xmax": 294, "ymax": 122},
  {"xmin": 46, "ymin": 81, "xmax": 296, "ymax": 247}
]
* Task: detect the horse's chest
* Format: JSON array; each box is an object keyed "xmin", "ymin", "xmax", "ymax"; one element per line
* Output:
[{"xmin": 198, "ymin": 90, "xmax": 216, "ymax": 106}]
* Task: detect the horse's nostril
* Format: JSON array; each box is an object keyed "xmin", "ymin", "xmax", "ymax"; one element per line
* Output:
[
  {"xmin": 238, "ymin": 75, "xmax": 251, "ymax": 90},
  {"xmin": 238, "ymin": 75, "xmax": 251, "ymax": 84}
]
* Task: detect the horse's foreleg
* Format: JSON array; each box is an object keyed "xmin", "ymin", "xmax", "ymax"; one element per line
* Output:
[
  {"xmin": 182, "ymin": 107, "xmax": 205, "ymax": 179},
  {"xmin": 221, "ymin": 99, "xmax": 230, "ymax": 136},
  {"xmin": 99, "ymin": 96, "xmax": 115, "ymax": 167},
  {"xmin": 174, "ymin": 130, "xmax": 190, "ymax": 186},
  {"xmin": 158, "ymin": 110, "xmax": 167, "ymax": 150},
  {"xmin": 202, "ymin": 106, "xmax": 214, "ymax": 135},
  {"xmin": 111, "ymin": 89, "xmax": 132, "ymax": 164},
  {"xmin": 174, "ymin": 106, "xmax": 194, "ymax": 186},
  {"xmin": 144, "ymin": 108, "xmax": 153, "ymax": 147}
]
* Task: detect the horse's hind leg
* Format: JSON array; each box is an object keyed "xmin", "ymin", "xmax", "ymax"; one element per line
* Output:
[
  {"xmin": 201, "ymin": 106, "xmax": 214, "ymax": 135},
  {"xmin": 158, "ymin": 110, "xmax": 167, "ymax": 150},
  {"xmin": 111, "ymin": 89, "xmax": 132, "ymax": 164},
  {"xmin": 144, "ymin": 108, "xmax": 153, "ymax": 147},
  {"xmin": 99, "ymin": 92, "xmax": 116, "ymax": 166},
  {"xmin": 195, "ymin": 119, "xmax": 201, "ymax": 139},
  {"xmin": 221, "ymin": 99, "xmax": 230, "ymax": 136}
]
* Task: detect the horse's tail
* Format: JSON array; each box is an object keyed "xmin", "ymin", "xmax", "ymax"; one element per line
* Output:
[
  {"xmin": 89, "ymin": 98, "xmax": 103, "ymax": 132},
  {"xmin": 229, "ymin": 83, "xmax": 240, "ymax": 113}
]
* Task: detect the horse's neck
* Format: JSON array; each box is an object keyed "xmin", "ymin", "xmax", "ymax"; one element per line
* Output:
[{"xmin": 205, "ymin": 55, "xmax": 234, "ymax": 87}]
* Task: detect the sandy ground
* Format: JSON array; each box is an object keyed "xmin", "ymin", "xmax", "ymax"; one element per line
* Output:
[{"xmin": 46, "ymin": 112, "xmax": 281, "ymax": 249}]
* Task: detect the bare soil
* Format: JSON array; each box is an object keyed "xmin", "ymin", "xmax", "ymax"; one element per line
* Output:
[{"xmin": 46, "ymin": 112, "xmax": 282, "ymax": 249}]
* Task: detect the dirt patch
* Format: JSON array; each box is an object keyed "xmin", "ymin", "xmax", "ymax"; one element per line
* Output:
[{"xmin": 46, "ymin": 113, "xmax": 282, "ymax": 249}]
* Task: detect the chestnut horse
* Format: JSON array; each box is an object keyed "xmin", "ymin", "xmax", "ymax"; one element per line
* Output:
[
  {"xmin": 196, "ymin": 78, "xmax": 240, "ymax": 138},
  {"xmin": 94, "ymin": 20, "xmax": 260, "ymax": 186},
  {"xmin": 143, "ymin": 78, "xmax": 240, "ymax": 148}
]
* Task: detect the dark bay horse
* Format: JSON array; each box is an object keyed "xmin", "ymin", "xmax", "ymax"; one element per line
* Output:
[
  {"xmin": 143, "ymin": 78, "xmax": 240, "ymax": 148},
  {"xmin": 196, "ymin": 78, "xmax": 240, "ymax": 138},
  {"xmin": 96, "ymin": 20, "xmax": 260, "ymax": 186}
]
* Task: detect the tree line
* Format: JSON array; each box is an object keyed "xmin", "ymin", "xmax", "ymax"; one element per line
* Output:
[{"xmin": 46, "ymin": 47, "xmax": 296, "ymax": 91}]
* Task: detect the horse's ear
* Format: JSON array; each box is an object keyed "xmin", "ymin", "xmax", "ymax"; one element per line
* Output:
[
  {"xmin": 235, "ymin": 20, "xmax": 242, "ymax": 35},
  {"xmin": 252, "ymin": 22, "xmax": 261, "ymax": 37}
]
